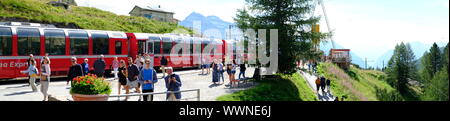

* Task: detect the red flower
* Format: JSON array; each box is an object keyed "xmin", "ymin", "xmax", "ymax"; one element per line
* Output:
[{"xmin": 86, "ymin": 80, "xmax": 91, "ymax": 84}]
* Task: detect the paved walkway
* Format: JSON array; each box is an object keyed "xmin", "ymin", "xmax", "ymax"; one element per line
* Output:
[
  {"xmin": 299, "ymin": 71, "xmax": 335, "ymax": 101},
  {"xmin": 0, "ymin": 68, "xmax": 256, "ymax": 101}
]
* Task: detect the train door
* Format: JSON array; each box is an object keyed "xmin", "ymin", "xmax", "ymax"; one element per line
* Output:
[{"xmin": 145, "ymin": 38, "xmax": 155, "ymax": 67}]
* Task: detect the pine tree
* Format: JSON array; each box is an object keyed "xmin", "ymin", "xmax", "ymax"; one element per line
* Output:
[
  {"xmin": 420, "ymin": 43, "xmax": 442, "ymax": 81},
  {"xmin": 387, "ymin": 42, "xmax": 417, "ymax": 94},
  {"xmin": 421, "ymin": 42, "xmax": 449, "ymax": 101},
  {"xmin": 234, "ymin": 0, "xmax": 330, "ymax": 74}
]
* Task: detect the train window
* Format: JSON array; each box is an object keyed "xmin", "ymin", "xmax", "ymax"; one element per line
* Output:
[
  {"xmin": 69, "ymin": 30, "xmax": 88, "ymax": 55},
  {"xmin": 193, "ymin": 38, "xmax": 201, "ymax": 55},
  {"xmin": 17, "ymin": 28, "xmax": 40, "ymax": 56},
  {"xmin": 190, "ymin": 38, "xmax": 194, "ymax": 55},
  {"xmin": 154, "ymin": 41, "xmax": 161, "ymax": 55},
  {"xmin": 147, "ymin": 42, "xmax": 154, "ymax": 54},
  {"xmin": 195, "ymin": 44, "xmax": 202, "ymax": 54},
  {"xmin": 44, "ymin": 29, "xmax": 65, "ymax": 55},
  {"xmin": 202, "ymin": 39, "xmax": 212, "ymax": 54},
  {"xmin": 115, "ymin": 41, "xmax": 122, "ymax": 54},
  {"xmin": 92, "ymin": 32, "xmax": 109, "ymax": 55},
  {"xmin": 0, "ymin": 28, "xmax": 12, "ymax": 56},
  {"xmin": 150, "ymin": 36, "xmax": 161, "ymax": 54},
  {"xmin": 162, "ymin": 37, "xmax": 172, "ymax": 55},
  {"xmin": 138, "ymin": 40, "xmax": 145, "ymax": 55}
]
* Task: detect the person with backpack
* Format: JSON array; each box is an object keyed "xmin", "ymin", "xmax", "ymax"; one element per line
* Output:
[
  {"xmin": 139, "ymin": 59, "xmax": 158, "ymax": 101},
  {"xmin": 315, "ymin": 77, "xmax": 321, "ymax": 93},
  {"xmin": 21, "ymin": 60, "xmax": 38, "ymax": 92},
  {"xmin": 26, "ymin": 54, "xmax": 36, "ymax": 86},
  {"xmin": 320, "ymin": 76, "xmax": 326, "ymax": 94}
]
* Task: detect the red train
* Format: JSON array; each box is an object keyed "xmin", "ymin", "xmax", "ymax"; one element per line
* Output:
[{"xmin": 0, "ymin": 24, "xmax": 238, "ymax": 79}]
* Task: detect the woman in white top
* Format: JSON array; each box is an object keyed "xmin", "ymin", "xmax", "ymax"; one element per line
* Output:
[{"xmin": 40, "ymin": 57, "xmax": 51, "ymax": 101}]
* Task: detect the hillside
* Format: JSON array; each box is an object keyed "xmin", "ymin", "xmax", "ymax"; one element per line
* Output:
[
  {"xmin": 217, "ymin": 73, "xmax": 318, "ymax": 101},
  {"xmin": 317, "ymin": 62, "xmax": 397, "ymax": 101},
  {"xmin": 0, "ymin": 0, "xmax": 192, "ymax": 34}
]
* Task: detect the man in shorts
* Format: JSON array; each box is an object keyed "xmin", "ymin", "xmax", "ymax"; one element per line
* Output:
[{"xmin": 127, "ymin": 57, "xmax": 141, "ymax": 101}]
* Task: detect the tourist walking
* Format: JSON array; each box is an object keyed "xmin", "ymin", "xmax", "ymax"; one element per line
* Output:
[
  {"xmin": 21, "ymin": 60, "xmax": 38, "ymax": 92},
  {"xmin": 164, "ymin": 67, "xmax": 182, "ymax": 101},
  {"xmin": 127, "ymin": 57, "xmax": 141, "ymax": 101},
  {"xmin": 160, "ymin": 56, "xmax": 168, "ymax": 78},
  {"xmin": 135, "ymin": 54, "xmax": 143, "ymax": 68},
  {"xmin": 227, "ymin": 61, "xmax": 237, "ymax": 87},
  {"xmin": 201, "ymin": 58, "xmax": 207, "ymax": 75},
  {"xmin": 326, "ymin": 79, "xmax": 331, "ymax": 93},
  {"xmin": 81, "ymin": 58, "xmax": 89, "ymax": 75},
  {"xmin": 218, "ymin": 60, "xmax": 225, "ymax": 84},
  {"xmin": 315, "ymin": 77, "xmax": 321, "ymax": 93},
  {"xmin": 211, "ymin": 59, "xmax": 219, "ymax": 84},
  {"xmin": 93, "ymin": 55, "xmax": 106, "ymax": 77},
  {"xmin": 238, "ymin": 63, "xmax": 246, "ymax": 79},
  {"xmin": 112, "ymin": 56, "xmax": 119, "ymax": 79},
  {"xmin": 139, "ymin": 59, "xmax": 158, "ymax": 101},
  {"xmin": 320, "ymin": 76, "xmax": 326, "ymax": 94},
  {"xmin": 27, "ymin": 54, "xmax": 36, "ymax": 86},
  {"xmin": 118, "ymin": 60, "xmax": 128, "ymax": 101},
  {"xmin": 40, "ymin": 57, "xmax": 51, "ymax": 101},
  {"xmin": 67, "ymin": 57, "xmax": 84, "ymax": 85}
]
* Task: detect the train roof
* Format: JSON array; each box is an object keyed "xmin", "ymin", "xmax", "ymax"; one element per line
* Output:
[{"xmin": 0, "ymin": 25, "xmax": 127, "ymax": 39}]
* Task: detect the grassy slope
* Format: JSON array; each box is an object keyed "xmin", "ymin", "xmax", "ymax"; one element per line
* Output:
[
  {"xmin": 0, "ymin": 0, "xmax": 192, "ymax": 34},
  {"xmin": 216, "ymin": 73, "xmax": 318, "ymax": 101},
  {"xmin": 317, "ymin": 63, "xmax": 395, "ymax": 101}
]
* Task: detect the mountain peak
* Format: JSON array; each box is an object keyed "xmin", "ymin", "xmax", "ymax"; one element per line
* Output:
[{"xmin": 179, "ymin": 12, "xmax": 233, "ymax": 39}]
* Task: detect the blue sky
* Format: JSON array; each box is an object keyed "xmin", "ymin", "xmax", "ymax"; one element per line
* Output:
[
  {"xmin": 316, "ymin": 0, "xmax": 448, "ymax": 61},
  {"xmin": 75, "ymin": 0, "xmax": 449, "ymax": 62}
]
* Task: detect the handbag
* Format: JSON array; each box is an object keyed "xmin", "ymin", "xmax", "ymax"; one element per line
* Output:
[
  {"xmin": 30, "ymin": 74, "xmax": 38, "ymax": 78},
  {"xmin": 41, "ymin": 75, "xmax": 47, "ymax": 81}
]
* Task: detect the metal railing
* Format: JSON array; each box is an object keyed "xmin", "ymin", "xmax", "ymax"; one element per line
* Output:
[{"xmin": 108, "ymin": 89, "xmax": 200, "ymax": 101}]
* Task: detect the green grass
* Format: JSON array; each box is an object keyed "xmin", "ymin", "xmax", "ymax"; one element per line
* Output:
[
  {"xmin": 317, "ymin": 62, "xmax": 395, "ymax": 101},
  {"xmin": 0, "ymin": 0, "xmax": 192, "ymax": 34},
  {"xmin": 216, "ymin": 73, "xmax": 318, "ymax": 101}
]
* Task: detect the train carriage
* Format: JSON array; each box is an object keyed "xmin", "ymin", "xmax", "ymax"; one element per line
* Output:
[
  {"xmin": 1, "ymin": 23, "xmax": 237, "ymax": 80},
  {"xmin": 0, "ymin": 25, "xmax": 129, "ymax": 79}
]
